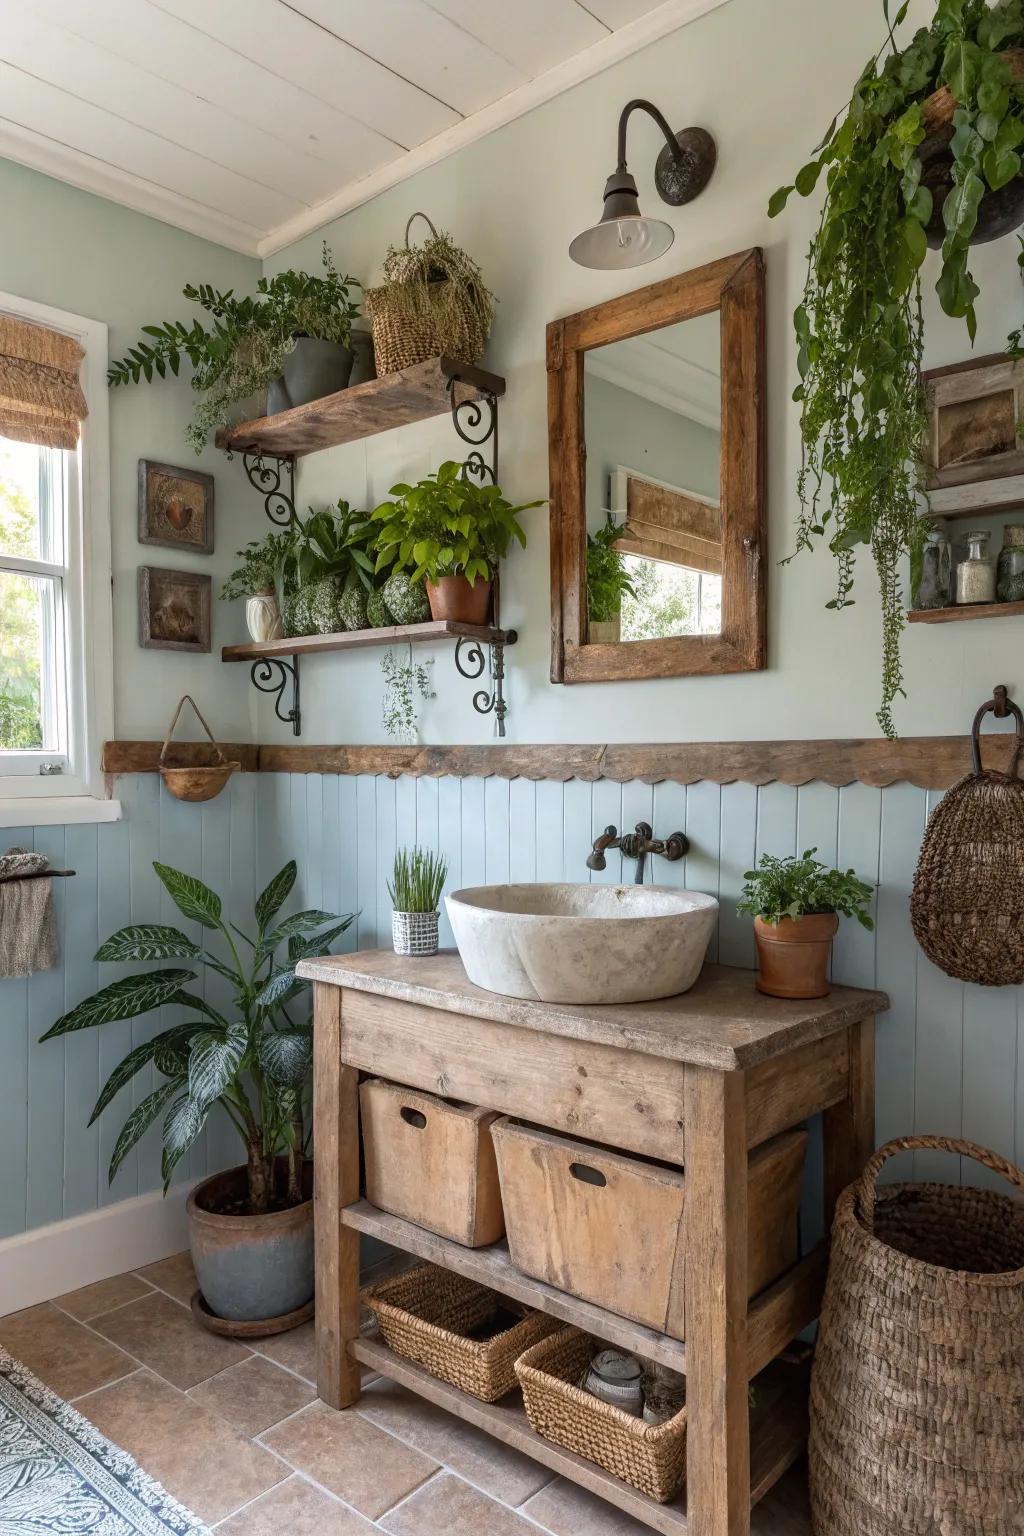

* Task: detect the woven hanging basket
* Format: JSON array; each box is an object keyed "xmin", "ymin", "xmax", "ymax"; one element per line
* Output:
[
  {"xmin": 159, "ymin": 695, "xmax": 239, "ymax": 803},
  {"xmin": 364, "ymin": 213, "xmax": 495, "ymax": 376},
  {"xmin": 910, "ymin": 686, "xmax": 1024, "ymax": 985},
  {"xmin": 810, "ymin": 1135, "xmax": 1024, "ymax": 1535}
]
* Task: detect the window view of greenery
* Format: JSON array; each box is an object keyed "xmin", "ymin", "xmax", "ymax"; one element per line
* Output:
[
  {"xmin": 0, "ymin": 440, "xmax": 46, "ymax": 750},
  {"xmin": 620, "ymin": 554, "xmax": 721, "ymax": 641}
]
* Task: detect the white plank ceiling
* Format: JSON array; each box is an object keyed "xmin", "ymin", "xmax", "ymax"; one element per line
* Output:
[{"xmin": 0, "ymin": 0, "xmax": 731, "ymax": 256}]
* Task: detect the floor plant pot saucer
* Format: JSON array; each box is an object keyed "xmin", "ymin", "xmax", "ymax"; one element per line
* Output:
[
  {"xmin": 190, "ymin": 1289, "xmax": 314, "ymax": 1340},
  {"xmin": 187, "ymin": 1161, "xmax": 314, "ymax": 1325}
]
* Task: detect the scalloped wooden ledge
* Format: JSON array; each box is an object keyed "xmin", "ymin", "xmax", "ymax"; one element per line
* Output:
[{"xmin": 101, "ymin": 734, "xmax": 1019, "ymax": 789}]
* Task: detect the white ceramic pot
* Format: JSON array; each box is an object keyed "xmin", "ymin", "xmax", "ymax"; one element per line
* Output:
[
  {"xmin": 246, "ymin": 591, "xmax": 283, "ymax": 643},
  {"xmin": 392, "ymin": 910, "xmax": 440, "ymax": 957}
]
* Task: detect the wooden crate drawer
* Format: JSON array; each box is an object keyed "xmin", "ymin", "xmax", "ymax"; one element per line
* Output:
[
  {"xmin": 361, "ymin": 1078, "xmax": 505, "ymax": 1247},
  {"xmin": 491, "ymin": 1119, "xmax": 807, "ymax": 1333}
]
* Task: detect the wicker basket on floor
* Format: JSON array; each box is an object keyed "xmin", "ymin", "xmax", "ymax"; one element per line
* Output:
[
  {"xmin": 810, "ymin": 1135, "xmax": 1024, "ymax": 1535},
  {"xmin": 362, "ymin": 1262, "xmax": 557, "ymax": 1402},
  {"xmin": 515, "ymin": 1327, "xmax": 687, "ymax": 1503}
]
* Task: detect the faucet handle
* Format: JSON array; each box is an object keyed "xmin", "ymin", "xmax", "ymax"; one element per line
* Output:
[{"xmin": 634, "ymin": 821, "xmax": 653, "ymax": 842}]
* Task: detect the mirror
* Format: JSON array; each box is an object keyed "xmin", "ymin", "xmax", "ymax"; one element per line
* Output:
[
  {"xmin": 583, "ymin": 311, "xmax": 722, "ymax": 644},
  {"xmin": 548, "ymin": 250, "xmax": 765, "ymax": 685}
]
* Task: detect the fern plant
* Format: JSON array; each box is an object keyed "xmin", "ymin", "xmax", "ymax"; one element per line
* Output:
[{"xmin": 41, "ymin": 860, "xmax": 354, "ymax": 1214}]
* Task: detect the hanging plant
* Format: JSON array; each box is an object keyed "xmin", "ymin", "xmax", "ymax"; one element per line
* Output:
[
  {"xmin": 770, "ymin": 0, "xmax": 1024, "ymax": 736},
  {"xmin": 381, "ymin": 647, "xmax": 434, "ymax": 741}
]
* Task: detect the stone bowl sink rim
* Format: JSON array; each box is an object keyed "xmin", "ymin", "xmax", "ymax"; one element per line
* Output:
[{"xmin": 446, "ymin": 881, "xmax": 720, "ymax": 922}]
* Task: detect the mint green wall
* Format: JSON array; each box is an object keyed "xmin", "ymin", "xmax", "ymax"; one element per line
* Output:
[{"xmin": 0, "ymin": 158, "xmax": 261, "ymax": 741}]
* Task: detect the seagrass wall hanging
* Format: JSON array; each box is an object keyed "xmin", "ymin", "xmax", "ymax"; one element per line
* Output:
[
  {"xmin": 911, "ymin": 684, "xmax": 1024, "ymax": 985},
  {"xmin": 364, "ymin": 213, "xmax": 495, "ymax": 376}
]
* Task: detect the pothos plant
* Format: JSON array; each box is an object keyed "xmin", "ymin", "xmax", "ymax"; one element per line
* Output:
[
  {"xmin": 371, "ymin": 460, "xmax": 541, "ymax": 587},
  {"xmin": 770, "ymin": 0, "xmax": 1024, "ymax": 736},
  {"xmin": 41, "ymin": 860, "xmax": 354, "ymax": 1213}
]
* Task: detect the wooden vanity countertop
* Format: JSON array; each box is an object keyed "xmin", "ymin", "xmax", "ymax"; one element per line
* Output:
[{"xmin": 296, "ymin": 949, "xmax": 888, "ymax": 1071}]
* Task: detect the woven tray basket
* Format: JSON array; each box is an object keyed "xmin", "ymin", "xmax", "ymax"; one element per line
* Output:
[
  {"xmin": 810, "ymin": 1135, "xmax": 1024, "ymax": 1536},
  {"xmin": 362, "ymin": 1262, "xmax": 556, "ymax": 1402},
  {"xmin": 364, "ymin": 213, "xmax": 494, "ymax": 376},
  {"xmin": 515, "ymin": 1327, "xmax": 687, "ymax": 1503},
  {"xmin": 911, "ymin": 688, "xmax": 1024, "ymax": 984}
]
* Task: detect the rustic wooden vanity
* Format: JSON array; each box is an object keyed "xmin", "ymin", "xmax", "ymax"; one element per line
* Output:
[{"xmin": 300, "ymin": 948, "xmax": 886, "ymax": 1536}]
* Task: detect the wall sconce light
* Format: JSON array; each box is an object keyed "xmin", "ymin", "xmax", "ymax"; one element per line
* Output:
[{"xmin": 569, "ymin": 99, "xmax": 716, "ymax": 270}]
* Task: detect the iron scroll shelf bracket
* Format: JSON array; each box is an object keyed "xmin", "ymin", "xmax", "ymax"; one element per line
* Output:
[
  {"xmin": 229, "ymin": 447, "xmax": 297, "ymax": 528},
  {"xmin": 448, "ymin": 376, "xmax": 498, "ymax": 486},
  {"xmin": 250, "ymin": 656, "xmax": 301, "ymax": 736},
  {"xmin": 454, "ymin": 630, "xmax": 518, "ymax": 738}
]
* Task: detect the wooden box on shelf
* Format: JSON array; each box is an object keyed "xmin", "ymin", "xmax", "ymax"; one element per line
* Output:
[
  {"xmin": 491, "ymin": 1119, "xmax": 807, "ymax": 1333},
  {"xmin": 361, "ymin": 1078, "xmax": 505, "ymax": 1248}
]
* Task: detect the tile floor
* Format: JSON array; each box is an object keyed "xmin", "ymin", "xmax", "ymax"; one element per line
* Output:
[{"xmin": 0, "ymin": 1255, "xmax": 810, "ymax": 1533}]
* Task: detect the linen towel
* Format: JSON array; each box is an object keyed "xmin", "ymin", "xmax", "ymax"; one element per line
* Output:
[{"xmin": 0, "ymin": 847, "xmax": 59, "ymax": 978}]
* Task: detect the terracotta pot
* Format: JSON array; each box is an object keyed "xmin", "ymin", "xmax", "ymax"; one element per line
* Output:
[
  {"xmin": 753, "ymin": 913, "xmax": 839, "ymax": 1000},
  {"xmin": 426, "ymin": 574, "xmax": 492, "ymax": 626},
  {"xmin": 187, "ymin": 1160, "xmax": 313, "ymax": 1329}
]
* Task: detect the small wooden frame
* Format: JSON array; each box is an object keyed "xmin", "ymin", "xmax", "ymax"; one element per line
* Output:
[
  {"xmin": 923, "ymin": 352, "xmax": 1024, "ymax": 518},
  {"xmin": 138, "ymin": 459, "xmax": 214, "ymax": 553},
  {"xmin": 548, "ymin": 249, "xmax": 766, "ymax": 685},
  {"xmin": 138, "ymin": 566, "xmax": 212, "ymax": 653}
]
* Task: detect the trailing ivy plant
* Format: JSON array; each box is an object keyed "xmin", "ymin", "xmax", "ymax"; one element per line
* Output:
[
  {"xmin": 770, "ymin": 0, "xmax": 1024, "ymax": 735},
  {"xmin": 41, "ymin": 860, "xmax": 354, "ymax": 1213},
  {"xmin": 381, "ymin": 647, "xmax": 434, "ymax": 741}
]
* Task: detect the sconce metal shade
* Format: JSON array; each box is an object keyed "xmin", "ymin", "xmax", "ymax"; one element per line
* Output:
[{"xmin": 569, "ymin": 170, "xmax": 675, "ymax": 270}]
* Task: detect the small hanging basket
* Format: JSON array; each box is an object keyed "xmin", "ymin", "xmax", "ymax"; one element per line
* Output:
[
  {"xmin": 911, "ymin": 685, "xmax": 1024, "ymax": 985},
  {"xmin": 159, "ymin": 695, "xmax": 239, "ymax": 803},
  {"xmin": 364, "ymin": 213, "xmax": 495, "ymax": 376}
]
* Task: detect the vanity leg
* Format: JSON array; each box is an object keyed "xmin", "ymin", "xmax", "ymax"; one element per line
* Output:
[
  {"xmin": 823, "ymin": 1017, "xmax": 875, "ymax": 1232},
  {"xmin": 683, "ymin": 1066, "xmax": 750, "ymax": 1536},
  {"xmin": 313, "ymin": 982, "xmax": 361, "ymax": 1409}
]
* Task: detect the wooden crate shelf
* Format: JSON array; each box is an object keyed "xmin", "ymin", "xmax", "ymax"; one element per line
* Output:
[
  {"xmin": 344, "ymin": 1200, "xmax": 827, "ymax": 1380},
  {"xmin": 222, "ymin": 619, "xmax": 511, "ymax": 665},
  {"xmin": 350, "ymin": 1336, "xmax": 808, "ymax": 1536},
  {"xmin": 907, "ymin": 599, "xmax": 1024, "ymax": 624},
  {"xmin": 215, "ymin": 355, "xmax": 505, "ymax": 458}
]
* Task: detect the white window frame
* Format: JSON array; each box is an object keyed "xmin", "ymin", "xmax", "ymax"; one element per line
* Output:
[{"xmin": 0, "ymin": 289, "xmax": 115, "ymax": 820}]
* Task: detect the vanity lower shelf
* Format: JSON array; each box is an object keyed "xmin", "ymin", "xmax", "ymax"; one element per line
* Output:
[
  {"xmin": 344, "ymin": 1199, "xmax": 827, "ymax": 1379},
  {"xmin": 352, "ymin": 1335, "xmax": 808, "ymax": 1536}
]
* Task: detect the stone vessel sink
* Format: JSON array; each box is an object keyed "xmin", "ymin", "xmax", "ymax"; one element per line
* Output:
[{"xmin": 445, "ymin": 882, "xmax": 719, "ymax": 1005}]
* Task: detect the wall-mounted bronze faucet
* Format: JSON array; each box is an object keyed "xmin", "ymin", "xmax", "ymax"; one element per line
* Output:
[{"xmin": 586, "ymin": 822, "xmax": 689, "ymax": 885}]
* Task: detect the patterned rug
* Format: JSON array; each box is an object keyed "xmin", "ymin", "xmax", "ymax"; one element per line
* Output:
[{"xmin": 0, "ymin": 1349, "xmax": 210, "ymax": 1535}]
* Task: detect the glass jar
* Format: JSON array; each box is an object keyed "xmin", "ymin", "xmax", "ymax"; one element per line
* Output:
[
  {"xmin": 956, "ymin": 530, "xmax": 995, "ymax": 605},
  {"xmin": 997, "ymin": 524, "xmax": 1024, "ymax": 603},
  {"xmin": 912, "ymin": 526, "xmax": 951, "ymax": 610}
]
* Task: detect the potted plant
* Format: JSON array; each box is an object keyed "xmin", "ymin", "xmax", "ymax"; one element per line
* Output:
[
  {"xmin": 282, "ymin": 499, "xmax": 378, "ymax": 636},
  {"xmin": 371, "ymin": 460, "xmax": 542, "ymax": 625},
  {"xmin": 587, "ymin": 513, "xmax": 637, "ymax": 643},
  {"xmin": 108, "ymin": 243, "xmax": 360, "ymax": 452},
  {"xmin": 769, "ymin": 0, "xmax": 1024, "ymax": 736},
  {"xmin": 388, "ymin": 846, "xmax": 448, "ymax": 956},
  {"xmin": 220, "ymin": 527, "xmax": 299, "ymax": 642},
  {"xmin": 41, "ymin": 859, "xmax": 354, "ymax": 1329},
  {"xmin": 737, "ymin": 848, "xmax": 874, "ymax": 1000}
]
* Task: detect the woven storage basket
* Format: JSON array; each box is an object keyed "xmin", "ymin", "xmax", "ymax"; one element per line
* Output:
[
  {"xmin": 515, "ymin": 1327, "xmax": 687, "ymax": 1503},
  {"xmin": 362, "ymin": 1262, "xmax": 556, "ymax": 1402},
  {"xmin": 911, "ymin": 688, "xmax": 1024, "ymax": 984},
  {"xmin": 364, "ymin": 213, "xmax": 494, "ymax": 376},
  {"xmin": 810, "ymin": 1135, "xmax": 1024, "ymax": 1536}
]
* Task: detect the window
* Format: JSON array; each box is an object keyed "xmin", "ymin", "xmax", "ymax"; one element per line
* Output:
[{"xmin": 0, "ymin": 293, "xmax": 112, "ymax": 811}]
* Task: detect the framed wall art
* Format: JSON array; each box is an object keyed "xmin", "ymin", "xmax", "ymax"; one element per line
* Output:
[
  {"xmin": 923, "ymin": 353, "xmax": 1024, "ymax": 518},
  {"xmin": 138, "ymin": 566, "xmax": 211, "ymax": 653},
  {"xmin": 138, "ymin": 459, "xmax": 214, "ymax": 553}
]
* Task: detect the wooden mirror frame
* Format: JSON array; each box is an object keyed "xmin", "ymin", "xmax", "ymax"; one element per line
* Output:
[{"xmin": 547, "ymin": 247, "xmax": 766, "ymax": 685}]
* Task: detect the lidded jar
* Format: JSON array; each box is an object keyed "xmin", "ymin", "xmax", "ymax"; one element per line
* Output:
[
  {"xmin": 956, "ymin": 530, "xmax": 995, "ymax": 605},
  {"xmin": 997, "ymin": 523, "xmax": 1024, "ymax": 604},
  {"xmin": 912, "ymin": 525, "xmax": 951, "ymax": 611}
]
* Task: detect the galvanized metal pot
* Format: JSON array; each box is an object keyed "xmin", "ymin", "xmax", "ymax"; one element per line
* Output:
[
  {"xmin": 266, "ymin": 337, "xmax": 354, "ymax": 414},
  {"xmin": 187, "ymin": 1161, "xmax": 313, "ymax": 1327}
]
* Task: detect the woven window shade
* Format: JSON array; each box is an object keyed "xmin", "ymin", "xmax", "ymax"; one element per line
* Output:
[
  {"xmin": 615, "ymin": 474, "xmax": 722, "ymax": 577},
  {"xmin": 0, "ymin": 315, "xmax": 88, "ymax": 451}
]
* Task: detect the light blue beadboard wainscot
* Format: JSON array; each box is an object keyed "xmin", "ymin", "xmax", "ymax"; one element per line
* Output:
[{"xmin": 4, "ymin": 769, "xmax": 1023, "ymax": 1241}]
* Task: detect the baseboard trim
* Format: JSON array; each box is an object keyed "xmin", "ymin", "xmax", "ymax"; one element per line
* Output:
[{"xmin": 0, "ymin": 1184, "xmax": 196, "ymax": 1317}]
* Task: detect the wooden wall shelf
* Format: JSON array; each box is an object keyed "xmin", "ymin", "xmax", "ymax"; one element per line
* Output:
[
  {"xmin": 907, "ymin": 600, "xmax": 1024, "ymax": 624},
  {"xmin": 222, "ymin": 619, "xmax": 512, "ymax": 664},
  {"xmin": 215, "ymin": 356, "xmax": 506, "ymax": 458}
]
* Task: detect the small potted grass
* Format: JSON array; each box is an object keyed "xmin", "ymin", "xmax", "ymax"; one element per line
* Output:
[
  {"xmin": 737, "ymin": 848, "xmax": 874, "ymax": 1000},
  {"xmin": 389, "ymin": 847, "xmax": 448, "ymax": 957}
]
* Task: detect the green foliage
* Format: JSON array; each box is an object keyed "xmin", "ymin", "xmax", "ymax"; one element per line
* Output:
[
  {"xmin": 382, "ymin": 570, "xmax": 430, "ymax": 625},
  {"xmin": 620, "ymin": 557, "xmax": 700, "ymax": 640},
  {"xmin": 770, "ymin": 0, "xmax": 1024, "ymax": 736},
  {"xmin": 0, "ymin": 446, "xmax": 44, "ymax": 749},
  {"xmin": 220, "ymin": 527, "xmax": 300, "ymax": 601},
  {"xmin": 381, "ymin": 648, "xmax": 434, "ymax": 740},
  {"xmin": 0, "ymin": 682, "xmax": 42, "ymax": 749},
  {"xmin": 371, "ymin": 461, "xmax": 542, "ymax": 586},
  {"xmin": 283, "ymin": 499, "xmax": 377, "ymax": 594},
  {"xmin": 388, "ymin": 846, "xmax": 448, "ymax": 913},
  {"xmin": 108, "ymin": 243, "xmax": 360, "ymax": 452},
  {"xmin": 42, "ymin": 859, "xmax": 355, "ymax": 1212},
  {"xmin": 737, "ymin": 848, "xmax": 875, "ymax": 928},
  {"xmin": 586, "ymin": 514, "xmax": 638, "ymax": 623}
]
